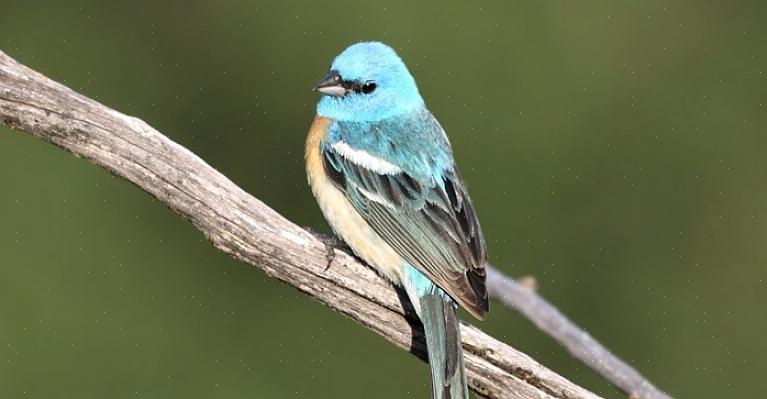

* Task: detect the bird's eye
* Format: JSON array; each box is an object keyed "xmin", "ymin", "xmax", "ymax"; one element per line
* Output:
[{"xmin": 361, "ymin": 82, "xmax": 377, "ymax": 94}]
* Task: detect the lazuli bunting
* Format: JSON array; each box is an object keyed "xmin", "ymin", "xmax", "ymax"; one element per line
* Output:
[{"xmin": 306, "ymin": 42, "xmax": 487, "ymax": 399}]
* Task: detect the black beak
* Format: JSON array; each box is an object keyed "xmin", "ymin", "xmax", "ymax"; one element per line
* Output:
[{"xmin": 313, "ymin": 70, "xmax": 347, "ymax": 97}]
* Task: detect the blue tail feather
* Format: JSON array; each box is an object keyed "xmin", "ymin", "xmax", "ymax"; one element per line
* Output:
[{"xmin": 403, "ymin": 265, "xmax": 469, "ymax": 399}]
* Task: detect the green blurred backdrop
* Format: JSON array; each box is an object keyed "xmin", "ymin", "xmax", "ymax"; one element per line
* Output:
[{"xmin": 1, "ymin": 1, "xmax": 765, "ymax": 398}]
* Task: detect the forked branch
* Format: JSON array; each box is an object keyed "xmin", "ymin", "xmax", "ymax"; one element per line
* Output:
[{"xmin": 0, "ymin": 49, "xmax": 669, "ymax": 399}]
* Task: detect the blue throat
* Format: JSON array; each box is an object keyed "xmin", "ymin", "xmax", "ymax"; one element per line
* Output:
[{"xmin": 317, "ymin": 90, "xmax": 423, "ymax": 122}]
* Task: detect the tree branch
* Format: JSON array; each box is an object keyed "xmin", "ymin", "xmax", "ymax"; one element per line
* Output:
[
  {"xmin": 486, "ymin": 268, "xmax": 670, "ymax": 399},
  {"xmin": 0, "ymin": 49, "xmax": 668, "ymax": 399}
]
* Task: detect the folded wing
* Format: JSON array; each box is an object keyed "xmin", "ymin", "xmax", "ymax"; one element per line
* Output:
[{"xmin": 321, "ymin": 132, "xmax": 488, "ymax": 319}]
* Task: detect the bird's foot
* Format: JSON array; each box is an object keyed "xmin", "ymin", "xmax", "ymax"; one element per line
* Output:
[{"xmin": 304, "ymin": 227, "xmax": 349, "ymax": 271}]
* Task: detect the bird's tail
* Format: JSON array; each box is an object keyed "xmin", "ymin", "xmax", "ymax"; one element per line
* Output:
[{"xmin": 403, "ymin": 266, "xmax": 468, "ymax": 399}]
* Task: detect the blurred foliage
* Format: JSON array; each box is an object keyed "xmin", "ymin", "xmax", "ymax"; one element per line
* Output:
[{"xmin": 1, "ymin": 1, "xmax": 765, "ymax": 398}]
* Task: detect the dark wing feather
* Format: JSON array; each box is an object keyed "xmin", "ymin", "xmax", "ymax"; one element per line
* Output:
[{"xmin": 322, "ymin": 144, "xmax": 488, "ymax": 319}]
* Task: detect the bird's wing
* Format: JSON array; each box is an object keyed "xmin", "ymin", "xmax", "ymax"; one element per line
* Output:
[{"xmin": 321, "ymin": 122, "xmax": 488, "ymax": 319}]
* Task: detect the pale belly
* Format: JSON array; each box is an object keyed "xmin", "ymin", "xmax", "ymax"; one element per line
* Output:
[{"xmin": 305, "ymin": 116, "xmax": 404, "ymax": 283}]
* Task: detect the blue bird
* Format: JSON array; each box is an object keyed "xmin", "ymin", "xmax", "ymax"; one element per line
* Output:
[{"xmin": 305, "ymin": 42, "xmax": 487, "ymax": 398}]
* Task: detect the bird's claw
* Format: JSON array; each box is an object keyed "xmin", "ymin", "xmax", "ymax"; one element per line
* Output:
[{"xmin": 305, "ymin": 227, "xmax": 349, "ymax": 271}]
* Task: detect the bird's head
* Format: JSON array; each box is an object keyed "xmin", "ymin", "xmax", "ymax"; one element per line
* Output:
[{"xmin": 314, "ymin": 42, "xmax": 424, "ymax": 122}]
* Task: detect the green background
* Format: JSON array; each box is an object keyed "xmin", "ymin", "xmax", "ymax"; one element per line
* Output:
[{"xmin": 1, "ymin": 1, "xmax": 765, "ymax": 398}]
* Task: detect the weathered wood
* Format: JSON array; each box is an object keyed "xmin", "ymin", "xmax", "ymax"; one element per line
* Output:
[
  {"xmin": 486, "ymin": 269, "xmax": 671, "ymax": 399},
  {"xmin": 0, "ymin": 48, "xmax": 666, "ymax": 399}
]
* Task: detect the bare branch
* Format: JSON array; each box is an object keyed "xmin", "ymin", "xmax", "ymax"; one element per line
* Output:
[
  {"xmin": 486, "ymin": 268, "xmax": 670, "ymax": 399},
  {"xmin": 0, "ymin": 49, "xmax": 666, "ymax": 399}
]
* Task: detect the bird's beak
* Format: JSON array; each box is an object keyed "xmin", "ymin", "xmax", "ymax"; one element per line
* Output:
[{"xmin": 313, "ymin": 70, "xmax": 347, "ymax": 97}]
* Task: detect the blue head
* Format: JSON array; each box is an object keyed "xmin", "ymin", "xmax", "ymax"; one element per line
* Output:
[{"xmin": 314, "ymin": 42, "xmax": 424, "ymax": 122}]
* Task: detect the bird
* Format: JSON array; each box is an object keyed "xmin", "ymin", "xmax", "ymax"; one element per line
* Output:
[{"xmin": 305, "ymin": 42, "xmax": 487, "ymax": 399}]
